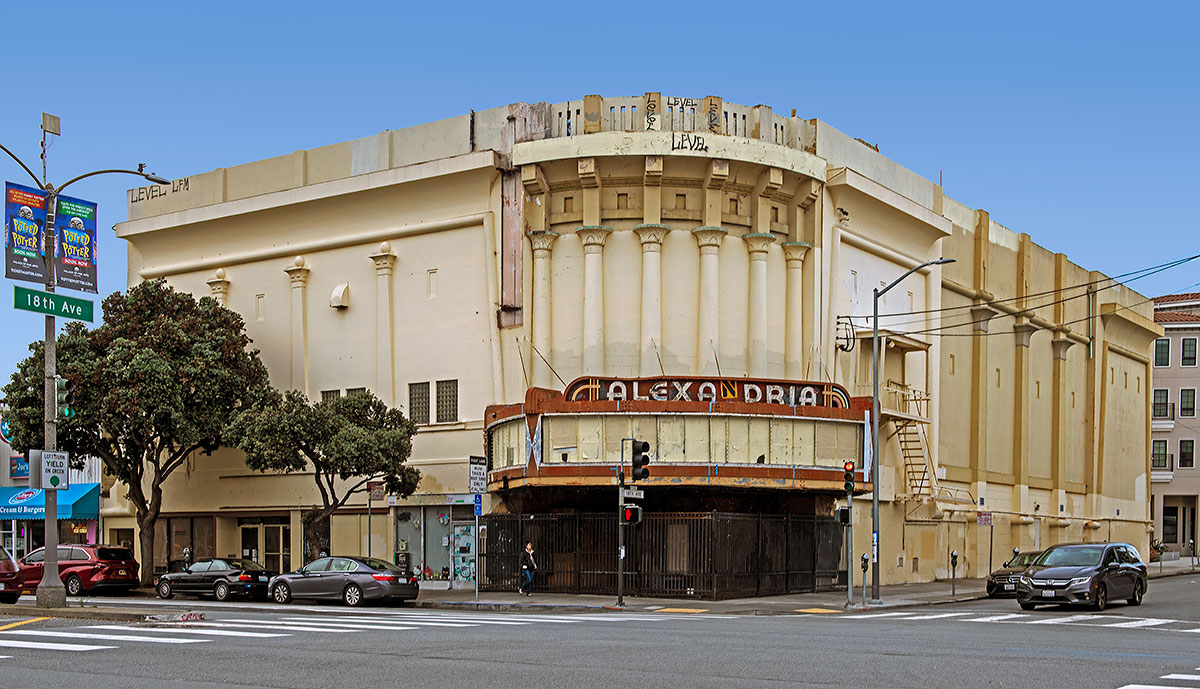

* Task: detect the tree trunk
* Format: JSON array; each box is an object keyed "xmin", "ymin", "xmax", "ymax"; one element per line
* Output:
[
  {"xmin": 136, "ymin": 512, "xmax": 157, "ymax": 587},
  {"xmin": 303, "ymin": 510, "xmax": 333, "ymax": 564}
]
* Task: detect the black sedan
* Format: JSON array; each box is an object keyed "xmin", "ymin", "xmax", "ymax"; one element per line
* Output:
[
  {"xmin": 986, "ymin": 550, "xmax": 1041, "ymax": 597},
  {"xmin": 156, "ymin": 558, "xmax": 276, "ymax": 601},
  {"xmin": 1016, "ymin": 542, "xmax": 1147, "ymax": 611},
  {"xmin": 269, "ymin": 556, "xmax": 418, "ymax": 607}
]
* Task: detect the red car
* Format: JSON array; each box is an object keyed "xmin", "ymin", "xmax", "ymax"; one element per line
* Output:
[
  {"xmin": 19, "ymin": 544, "xmax": 139, "ymax": 596},
  {"xmin": 0, "ymin": 545, "xmax": 22, "ymax": 604}
]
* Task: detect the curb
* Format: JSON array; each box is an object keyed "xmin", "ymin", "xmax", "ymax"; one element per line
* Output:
[{"xmin": 4, "ymin": 604, "xmax": 192, "ymax": 623}]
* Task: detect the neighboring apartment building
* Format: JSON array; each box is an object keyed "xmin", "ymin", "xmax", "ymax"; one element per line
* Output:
[
  {"xmin": 1151, "ymin": 294, "xmax": 1200, "ymax": 556},
  {"xmin": 108, "ymin": 92, "xmax": 1160, "ymax": 593}
]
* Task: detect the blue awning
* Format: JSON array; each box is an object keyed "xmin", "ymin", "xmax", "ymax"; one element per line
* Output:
[{"xmin": 0, "ymin": 484, "xmax": 100, "ymax": 520}]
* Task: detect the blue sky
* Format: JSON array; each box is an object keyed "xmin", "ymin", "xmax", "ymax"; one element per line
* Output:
[{"xmin": 2, "ymin": 1, "xmax": 1197, "ymax": 379}]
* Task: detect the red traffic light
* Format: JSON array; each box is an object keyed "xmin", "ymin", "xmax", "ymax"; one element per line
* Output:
[
  {"xmin": 843, "ymin": 461, "xmax": 855, "ymax": 493},
  {"xmin": 843, "ymin": 461, "xmax": 855, "ymax": 472}
]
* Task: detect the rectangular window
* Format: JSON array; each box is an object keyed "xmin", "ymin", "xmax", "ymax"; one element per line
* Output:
[
  {"xmin": 1182, "ymin": 389, "xmax": 1196, "ymax": 417},
  {"xmin": 320, "ymin": 390, "xmax": 341, "ymax": 403},
  {"xmin": 1153, "ymin": 389, "xmax": 1171, "ymax": 419},
  {"xmin": 408, "ymin": 382, "xmax": 430, "ymax": 425},
  {"xmin": 1163, "ymin": 505, "xmax": 1178, "ymax": 543},
  {"xmin": 1155, "ymin": 338, "xmax": 1170, "ymax": 367},
  {"xmin": 436, "ymin": 379, "xmax": 458, "ymax": 423},
  {"xmin": 1184, "ymin": 338, "xmax": 1197, "ymax": 367},
  {"xmin": 1180, "ymin": 440, "xmax": 1195, "ymax": 468},
  {"xmin": 1152, "ymin": 439, "xmax": 1168, "ymax": 468},
  {"xmin": 345, "ymin": 387, "xmax": 367, "ymax": 398}
]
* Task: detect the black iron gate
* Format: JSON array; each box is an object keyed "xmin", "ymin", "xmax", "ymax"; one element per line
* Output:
[{"xmin": 478, "ymin": 512, "xmax": 844, "ymax": 600}]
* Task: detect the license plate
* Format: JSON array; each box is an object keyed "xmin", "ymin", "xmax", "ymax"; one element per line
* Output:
[
  {"xmin": 1041, "ymin": 589, "xmax": 1055, "ymax": 598},
  {"xmin": 1003, "ymin": 584, "xmax": 1015, "ymax": 591},
  {"xmin": 258, "ymin": 576, "xmax": 268, "ymax": 582},
  {"xmin": 118, "ymin": 570, "xmax": 127, "ymax": 576}
]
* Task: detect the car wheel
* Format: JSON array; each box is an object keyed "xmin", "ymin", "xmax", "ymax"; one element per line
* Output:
[
  {"xmin": 343, "ymin": 584, "xmax": 363, "ymax": 607},
  {"xmin": 1127, "ymin": 580, "xmax": 1144, "ymax": 606},
  {"xmin": 65, "ymin": 575, "xmax": 83, "ymax": 597},
  {"xmin": 1093, "ymin": 583, "xmax": 1108, "ymax": 611},
  {"xmin": 272, "ymin": 582, "xmax": 292, "ymax": 604},
  {"xmin": 1018, "ymin": 600, "xmax": 1037, "ymax": 611},
  {"xmin": 214, "ymin": 581, "xmax": 230, "ymax": 602},
  {"xmin": 0, "ymin": 593, "xmax": 18, "ymax": 605},
  {"xmin": 157, "ymin": 580, "xmax": 174, "ymax": 599}
]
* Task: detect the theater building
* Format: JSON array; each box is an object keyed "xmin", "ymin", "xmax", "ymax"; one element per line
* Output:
[{"xmin": 108, "ymin": 93, "xmax": 1159, "ymax": 593}]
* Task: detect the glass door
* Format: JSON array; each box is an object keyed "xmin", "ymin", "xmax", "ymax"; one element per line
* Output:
[
  {"xmin": 263, "ymin": 524, "xmax": 290, "ymax": 573},
  {"xmin": 240, "ymin": 526, "xmax": 260, "ymax": 563}
]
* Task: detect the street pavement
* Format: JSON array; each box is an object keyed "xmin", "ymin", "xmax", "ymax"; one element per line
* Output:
[{"xmin": 0, "ymin": 570, "xmax": 1196, "ymax": 688}]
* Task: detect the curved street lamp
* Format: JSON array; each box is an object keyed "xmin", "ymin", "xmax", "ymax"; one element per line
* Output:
[
  {"xmin": 1, "ymin": 137, "xmax": 168, "ymax": 608},
  {"xmin": 870, "ymin": 256, "xmax": 955, "ymax": 603}
]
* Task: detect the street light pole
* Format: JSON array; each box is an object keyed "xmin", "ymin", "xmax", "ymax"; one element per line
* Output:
[
  {"xmin": 3, "ymin": 121, "xmax": 167, "ymax": 608},
  {"xmin": 870, "ymin": 256, "xmax": 955, "ymax": 604}
]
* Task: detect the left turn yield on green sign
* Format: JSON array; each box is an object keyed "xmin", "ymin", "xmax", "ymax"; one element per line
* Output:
[{"xmin": 13, "ymin": 285, "xmax": 93, "ymax": 322}]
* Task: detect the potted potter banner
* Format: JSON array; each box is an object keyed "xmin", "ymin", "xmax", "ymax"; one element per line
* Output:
[
  {"xmin": 54, "ymin": 194, "xmax": 98, "ymax": 293},
  {"xmin": 4, "ymin": 182, "xmax": 49, "ymax": 283}
]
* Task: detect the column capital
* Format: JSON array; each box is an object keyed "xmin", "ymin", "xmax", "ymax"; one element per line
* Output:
[
  {"xmin": 285, "ymin": 256, "xmax": 310, "ymax": 287},
  {"xmin": 370, "ymin": 241, "xmax": 397, "ymax": 274},
  {"xmin": 528, "ymin": 230, "xmax": 561, "ymax": 254},
  {"xmin": 206, "ymin": 268, "xmax": 230, "ymax": 305},
  {"xmin": 743, "ymin": 232, "xmax": 777, "ymax": 259},
  {"xmin": 691, "ymin": 226, "xmax": 727, "ymax": 253},
  {"xmin": 781, "ymin": 241, "xmax": 812, "ymax": 265},
  {"xmin": 576, "ymin": 225, "xmax": 612, "ymax": 253},
  {"xmin": 634, "ymin": 223, "xmax": 670, "ymax": 250},
  {"xmin": 1013, "ymin": 318, "xmax": 1039, "ymax": 348}
]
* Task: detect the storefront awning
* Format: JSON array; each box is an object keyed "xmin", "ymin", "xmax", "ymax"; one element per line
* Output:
[{"xmin": 0, "ymin": 484, "xmax": 100, "ymax": 520}]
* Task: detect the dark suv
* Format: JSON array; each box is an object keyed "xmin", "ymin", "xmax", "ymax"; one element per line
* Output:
[
  {"xmin": 1015, "ymin": 542, "xmax": 1147, "ymax": 611},
  {"xmin": 19, "ymin": 544, "xmax": 139, "ymax": 596}
]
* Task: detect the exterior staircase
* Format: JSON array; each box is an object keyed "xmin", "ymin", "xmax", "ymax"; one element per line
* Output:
[{"xmin": 897, "ymin": 422, "xmax": 932, "ymax": 498}]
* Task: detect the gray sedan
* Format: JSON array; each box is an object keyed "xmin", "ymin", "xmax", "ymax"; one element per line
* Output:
[{"xmin": 269, "ymin": 556, "xmax": 419, "ymax": 606}]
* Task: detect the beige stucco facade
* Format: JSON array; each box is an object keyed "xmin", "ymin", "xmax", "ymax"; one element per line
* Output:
[{"xmin": 107, "ymin": 93, "xmax": 1160, "ymax": 587}]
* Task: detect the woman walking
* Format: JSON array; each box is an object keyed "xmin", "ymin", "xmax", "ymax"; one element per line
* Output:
[{"xmin": 519, "ymin": 541, "xmax": 538, "ymax": 596}]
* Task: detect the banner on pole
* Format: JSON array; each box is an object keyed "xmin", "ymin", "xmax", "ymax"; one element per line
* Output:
[
  {"xmin": 54, "ymin": 194, "xmax": 98, "ymax": 293},
  {"xmin": 4, "ymin": 182, "xmax": 50, "ymax": 284},
  {"xmin": 862, "ymin": 410, "xmax": 873, "ymax": 482}
]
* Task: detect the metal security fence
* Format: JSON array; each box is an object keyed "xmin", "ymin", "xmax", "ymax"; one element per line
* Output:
[{"xmin": 478, "ymin": 512, "xmax": 844, "ymax": 600}]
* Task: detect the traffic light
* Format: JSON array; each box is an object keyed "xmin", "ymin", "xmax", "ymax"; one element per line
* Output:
[
  {"xmin": 56, "ymin": 376, "xmax": 76, "ymax": 421},
  {"xmin": 843, "ymin": 461, "xmax": 855, "ymax": 492},
  {"xmin": 630, "ymin": 439, "xmax": 650, "ymax": 482},
  {"xmin": 621, "ymin": 504, "xmax": 642, "ymax": 525}
]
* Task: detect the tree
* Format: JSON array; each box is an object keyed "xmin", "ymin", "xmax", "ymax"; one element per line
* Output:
[
  {"xmin": 229, "ymin": 388, "xmax": 420, "ymax": 563},
  {"xmin": 2, "ymin": 279, "xmax": 270, "ymax": 585}
]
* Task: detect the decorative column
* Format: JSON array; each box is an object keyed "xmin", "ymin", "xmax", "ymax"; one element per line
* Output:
[
  {"xmin": 284, "ymin": 256, "xmax": 311, "ymax": 397},
  {"xmin": 781, "ymin": 242, "xmax": 811, "ymax": 379},
  {"xmin": 744, "ymin": 233, "xmax": 777, "ymax": 377},
  {"xmin": 635, "ymin": 224, "xmax": 669, "ymax": 376},
  {"xmin": 528, "ymin": 231, "xmax": 560, "ymax": 387},
  {"xmin": 206, "ymin": 268, "xmax": 230, "ymax": 307},
  {"xmin": 370, "ymin": 242, "xmax": 397, "ymax": 406},
  {"xmin": 692, "ymin": 226, "xmax": 727, "ymax": 375},
  {"xmin": 576, "ymin": 226, "xmax": 612, "ymax": 375}
]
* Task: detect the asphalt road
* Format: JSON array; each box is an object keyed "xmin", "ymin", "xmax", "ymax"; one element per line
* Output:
[{"xmin": 0, "ymin": 575, "xmax": 1197, "ymax": 689}]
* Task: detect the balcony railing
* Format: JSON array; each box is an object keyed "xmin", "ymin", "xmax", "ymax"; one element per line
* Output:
[
  {"xmin": 1153, "ymin": 402, "xmax": 1176, "ymax": 420},
  {"xmin": 855, "ymin": 381, "xmax": 930, "ymax": 420},
  {"xmin": 1152, "ymin": 453, "xmax": 1175, "ymax": 471}
]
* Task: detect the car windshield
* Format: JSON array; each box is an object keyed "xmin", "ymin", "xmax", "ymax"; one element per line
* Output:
[
  {"xmin": 359, "ymin": 558, "xmax": 398, "ymax": 572},
  {"xmin": 229, "ymin": 559, "xmax": 266, "ymax": 571},
  {"xmin": 1012, "ymin": 552, "xmax": 1038, "ymax": 567},
  {"xmin": 0, "ymin": 546, "xmax": 12, "ymax": 562},
  {"xmin": 1036, "ymin": 546, "xmax": 1103, "ymax": 567}
]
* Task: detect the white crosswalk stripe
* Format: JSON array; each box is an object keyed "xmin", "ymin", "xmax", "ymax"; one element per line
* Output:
[
  {"xmin": 963, "ymin": 614, "xmax": 1029, "ymax": 623},
  {"xmin": 832, "ymin": 610, "xmax": 1200, "ymax": 634},
  {"xmin": 83, "ymin": 624, "xmax": 289, "ymax": 638},
  {"xmin": 1105, "ymin": 618, "xmax": 1175, "ymax": 628},
  {"xmin": 173, "ymin": 621, "xmax": 367, "ymax": 633},
  {"xmin": 1160, "ymin": 674, "xmax": 1200, "ymax": 681},
  {"xmin": 0, "ymin": 638, "xmax": 117, "ymax": 651},
  {"xmin": 1024, "ymin": 614, "xmax": 1109, "ymax": 625},
  {"xmin": 1, "ymin": 629, "xmax": 208, "ymax": 644},
  {"xmin": 900, "ymin": 612, "xmax": 972, "ymax": 620},
  {"xmin": 282, "ymin": 615, "xmax": 475, "ymax": 628}
]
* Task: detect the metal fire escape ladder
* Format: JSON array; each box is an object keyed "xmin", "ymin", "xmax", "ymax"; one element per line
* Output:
[{"xmin": 882, "ymin": 383, "xmax": 974, "ymax": 507}]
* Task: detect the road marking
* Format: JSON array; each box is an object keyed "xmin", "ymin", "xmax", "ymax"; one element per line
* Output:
[
  {"xmin": 1175, "ymin": 628, "xmax": 1200, "ymax": 633},
  {"xmin": 795, "ymin": 608, "xmax": 842, "ymax": 614},
  {"xmin": 0, "ymin": 638, "xmax": 116, "ymax": 651},
  {"xmin": 366, "ymin": 612, "xmax": 534, "ymax": 625},
  {"xmin": 1024, "ymin": 614, "xmax": 1108, "ymax": 625},
  {"xmin": 658, "ymin": 608, "xmax": 708, "ymax": 613},
  {"xmin": 83, "ymin": 625, "xmax": 289, "ymax": 638},
  {"xmin": 1118, "ymin": 685, "xmax": 1196, "ymax": 689},
  {"xmin": 2, "ymin": 630, "xmax": 208, "ymax": 644},
  {"xmin": 901, "ymin": 612, "xmax": 972, "ymax": 620},
  {"xmin": 272, "ymin": 618, "xmax": 432, "ymax": 631},
  {"xmin": 1161, "ymin": 674, "xmax": 1200, "ymax": 681},
  {"xmin": 0, "ymin": 617, "xmax": 49, "ymax": 631},
  {"xmin": 844, "ymin": 612, "xmax": 914, "ymax": 619},
  {"xmin": 1105, "ymin": 618, "xmax": 1175, "ymax": 628},
  {"xmin": 176, "ymin": 621, "xmax": 364, "ymax": 633},
  {"xmin": 283, "ymin": 616, "xmax": 475, "ymax": 629},
  {"xmin": 963, "ymin": 614, "xmax": 1030, "ymax": 623}
]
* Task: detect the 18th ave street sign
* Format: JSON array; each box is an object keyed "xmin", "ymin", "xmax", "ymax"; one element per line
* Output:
[{"xmin": 14, "ymin": 285, "xmax": 93, "ymax": 322}]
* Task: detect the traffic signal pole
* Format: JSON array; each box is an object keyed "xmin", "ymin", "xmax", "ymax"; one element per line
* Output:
[{"xmin": 617, "ymin": 439, "xmax": 626, "ymax": 608}]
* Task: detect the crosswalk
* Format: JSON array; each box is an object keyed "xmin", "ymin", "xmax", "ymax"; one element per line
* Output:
[
  {"xmin": 0, "ymin": 609, "xmax": 730, "ymax": 659},
  {"xmin": 833, "ymin": 609, "xmax": 1200, "ymax": 634},
  {"xmin": 1118, "ymin": 666, "xmax": 1200, "ymax": 688}
]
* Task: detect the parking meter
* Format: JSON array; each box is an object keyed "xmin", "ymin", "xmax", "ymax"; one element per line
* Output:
[
  {"xmin": 860, "ymin": 553, "xmax": 869, "ymax": 604},
  {"xmin": 1012, "ymin": 546, "xmax": 1020, "ymax": 557},
  {"xmin": 950, "ymin": 550, "xmax": 959, "ymax": 595},
  {"xmin": 183, "ymin": 546, "xmax": 191, "ymax": 567},
  {"xmin": 951, "ymin": 550, "xmax": 959, "ymax": 568}
]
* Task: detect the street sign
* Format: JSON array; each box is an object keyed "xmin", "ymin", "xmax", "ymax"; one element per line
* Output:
[
  {"xmin": 468, "ymin": 455, "xmax": 487, "ymax": 494},
  {"xmin": 473, "ymin": 493, "xmax": 482, "ymax": 516},
  {"xmin": 977, "ymin": 511, "xmax": 993, "ymax": 526},
  {"xmin": 367, "ymin": 481, "xmax": 386, "ymax": 502},
  {"xmin": 14, "ymin": 285, "xmax": 93, "ymax": 322},
  {"xmin": 29, "ymin": 449, "xmax": 68, "ymax": 490},
  {"xmin": 620, "ymin": 488, "xmax": 644, "ymax": 499}
]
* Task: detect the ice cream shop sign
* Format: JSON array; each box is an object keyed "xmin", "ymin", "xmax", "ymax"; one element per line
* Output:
[{"xmin": 563, "ymin": 376, "xmax": 851, "ymax": 409}]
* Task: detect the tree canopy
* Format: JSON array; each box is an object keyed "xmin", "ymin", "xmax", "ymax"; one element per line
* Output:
[
  {"xmin": 229, "ymin": 388, "xmax": 420, "ymax": 562},
  {"xmin": 2, "ymin": 279, "xmax": 270, "ymax": 584}
]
